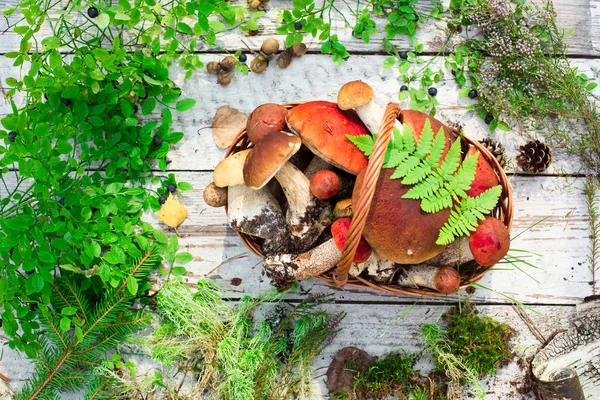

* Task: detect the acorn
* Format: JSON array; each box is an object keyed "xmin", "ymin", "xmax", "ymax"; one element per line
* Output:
[
  {"xmin": 207, "ymin": 61, "xmax": 220, "ymax": 75},
  {"xmin": 251, "ymin": 56, "xmax": 268, "ymax": 73},
  {"xmin": 220, "ymin": 56, "xmax": 237, "ymax": 72},
  {"xmin": 217, "ymin": 71, "xmax": 233, "ymax": 86},
  {"xmin": 277, "ymin": 51, "xmax": 292, "ymax": 69},
  {"xmin": 261, "ymin": 38, "xmax": 280, "ymax": 56},
  {"xmin": 291, "ymin": 42, "xmax": 307, "ymax": 57}
]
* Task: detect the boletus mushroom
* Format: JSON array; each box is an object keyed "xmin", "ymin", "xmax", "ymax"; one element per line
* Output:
[
  {"xmin": 397, "ymin": 265, "xmax": 461, "ymax": 294},
  {"xmin": 246, "ymin": 103, "xmax": 289, "ymax": 144},
  {"xmin": 469, "ymin": 216, "xmax": 510, "ymax": 266},
  {"xmin": 465, "ymin": 146, "xmax": 500, "ymax": 197},
  {"xmin": 310, "ymin": 170, "xmax": 341, "ymax": 200},
  {"xmin": 263, "ymin": 217, "xmax": 372, "ymax": 285},
  {"xmin": 213, "ymin": 150, "xmax": 288, "ymax": 253},
  {"xmin": 203, "ymin": 182, "xmax": 227, "ymax": 207},
  {"xmin": 244, "ymin": 131, "xmax": 330, "ymax": 252},
  {"xmin": 286, "ymin": 101, "xmax": 370, "ymax": 175}
]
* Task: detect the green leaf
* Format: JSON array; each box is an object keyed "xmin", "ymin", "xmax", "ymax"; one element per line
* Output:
[
  {"xmin": 346, "ymin": 134, "xmax": 375, "ymax": 156},
  {"xmin": 60, "ymin": 317, "xmax": 71, "ymax": 332},
  {"xmin": 39, "ymin": 251, "xmax": 57, "ymax": 264},
  {"xmin": 96, "ymin": 13, "xmax": 111, "ymax": 29},
  {"xmin": 175, "ymin": 98, "xmax": 196, "ymax": 112},
  {"xmin": 171, "ymin": 266, "xmax": 187, "ymax": 276},
  {"xmin": 61, "ymin": 307, "xmax": 78, "ymax": 316},
  {"xmin": 126, "ymin": 276, "xmax": 138, "ymax": 295},
  {"xmin": 141, "ymin": 98, "xmax": 156, "ymax": 115},
  {"xmin": 174, "ymin": 252, "xmax": 193, "ymax": 264},
  {"xmin": 177, "ymin": 182, "xmax": 193, "ymax": 191}
]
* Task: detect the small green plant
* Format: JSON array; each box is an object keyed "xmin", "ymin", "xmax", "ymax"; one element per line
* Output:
[
  {"xmin": 352, "ymin": 351, "xmax": 420, "ymax": 399},
  {"xmin": 348, "ymin": 119, "xmax": 502, "ymax": 245}
]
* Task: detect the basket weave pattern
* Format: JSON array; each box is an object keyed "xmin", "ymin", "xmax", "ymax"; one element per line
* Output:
[{"xmin": 225, "ymin": 102, "xmax": 513, "ymax": 296}]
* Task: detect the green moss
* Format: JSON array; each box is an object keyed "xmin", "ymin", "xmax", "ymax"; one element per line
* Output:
[
  {"xmin": 443, "ymin": 302, "xmax": 514, "ymax": 377},
  {"xmin": 352, "ymin": 351, "xmax": 420, "ymax": 399}
]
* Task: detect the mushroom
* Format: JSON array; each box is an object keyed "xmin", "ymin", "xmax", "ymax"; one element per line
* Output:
[
  {"xmin": 396, "ymin": 265, "xmax": 461, "ymax": 294},
  {"xmin": 310, "ymin": 170, "xmax": 341, "ymax": 200},
  {"xmin": 286, "ymin": 101, "xmax": 370, "ymax": 175},
  {"xmin": 244, "ymin": 131, "xmax": 330, "ymax": 252},
  {"xmin": 353, "ymin": 168, "xmax": 450, "ymax": 264},
  {"xmin": 246, "ymin": 103, "xmax": 289, "ymax": 144},
  {"xmin": 465, "ymin": 146, "xmax": 500, "ymax": 197},
  {"xmin": 333, "ymin": 198, "xmax": 353, "ymax": 220},
  {"xmin": 469, "ymin": 216, "xmax": 510, "ymax": 266},
  {"xmin": 203, "ymin": 182, "xmax": 227, "ymax": 207},
  {"xmin": 337, "ymin": 81, "xmax": 400, "ymax": 135},
  {"xmin": 263, "ymin": 217, "xmax": 372, "ymax": 284},
  {"xmin": 350, "ymin": 250, "xmax": 395, "ymax": 278},
  {"xmin": 213, "ymin": 150, "xmax": 288, "ymax": 253}
]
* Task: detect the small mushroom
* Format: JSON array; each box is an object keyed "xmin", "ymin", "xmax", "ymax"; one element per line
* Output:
[
  {"xmin": 263, "ymin": 217, "xmax": 371, "ymax": 284},
  {"xmin": 286, "ymin": 101, "xmax": 370, "ymax": 174},
  {"xmin": 244, "ymin": 131, "xmax": 330, "ymax": 251},
  {"xmin": 203, "ymin": 182, "xmax": 227, "ymax": 207},
  {"xmin": 246, "ymin": 103, "xmax": 288, "ymax": 144},
  {"xmin": 396, "ymin": 265, "xmax": 461, "ymax": 294},
  {"xmin": 469, "ymin": 216, "xmax": 510, "ymax": 266},
  {"xmin": 213, "ymin": 150, "xmax": 288, "ymax": 252},
  {"xmin": 310, "ymin": 170, "xmax": 340, "ymax": 200},
  {"xmin": 333, "ymin": 198, "xmax": 353, "ymax": 220},
  {"xmin": 331, "ymin": 218, "xmax": 371, "ymax": 263}
]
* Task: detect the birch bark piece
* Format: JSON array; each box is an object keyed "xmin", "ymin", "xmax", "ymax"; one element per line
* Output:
[
  {"xmin": 0, "ymin": 379, "xmax": 14, "ymax": 400},
  {"xmin": 531, "ymin": 298, "xmax": 600, "ymax": 400}
]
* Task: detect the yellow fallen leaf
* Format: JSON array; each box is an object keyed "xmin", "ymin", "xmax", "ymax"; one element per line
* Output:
[
  {"xmin": 212, "ymin": 105, "xmax": 248, "ymax": 148},
  {"xmin": 158, "ymin": 194, "xmax": 188, "ymax": 233}
]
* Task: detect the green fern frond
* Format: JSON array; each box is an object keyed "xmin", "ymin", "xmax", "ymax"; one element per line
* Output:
[
  {"xmin": 439, "ymin": 140, "xmax": 463, "ymax": 178},
  {"xmin": 346, "ymin": 134, "xmax": 375, "ymax": 156},
  {"xmin": 437, "ymin": 186, "xmax": 503, "ymax": 245}
]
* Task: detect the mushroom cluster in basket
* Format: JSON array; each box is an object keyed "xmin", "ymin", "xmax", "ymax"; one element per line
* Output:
[{"xmin": 204, "ymin": 81, "xmax": 512, "ymax": 296}]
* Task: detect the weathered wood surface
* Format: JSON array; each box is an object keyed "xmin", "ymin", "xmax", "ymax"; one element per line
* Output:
[
  {"xmin": 0, "ymin": 303, "xmax": 576, "ymax": 398},
  {"xmin": 0, "ymin": 0, "xmax": 600, "ymax": 56},
  {"xmin": 0, "ymin": 54, "xmax": 596, "ymax": 175}
]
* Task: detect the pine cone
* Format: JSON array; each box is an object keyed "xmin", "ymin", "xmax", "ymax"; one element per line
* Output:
[
  {"xmin": 516, "ymin": 139, "xmax": 552, "ymax": 173},
  {"xmin": 478, "ymin": 137, "xmax": 507, "ymax": 168}
]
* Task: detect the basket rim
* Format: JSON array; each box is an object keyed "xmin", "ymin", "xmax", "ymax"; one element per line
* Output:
[{"xmin": 223, "ymin": 101, "xmax": 514, "ymax": 297}]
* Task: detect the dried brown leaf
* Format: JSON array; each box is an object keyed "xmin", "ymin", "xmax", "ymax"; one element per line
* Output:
[{"xmin": 212, "ymin": 106, "xmax": 248, "ymax": 148}]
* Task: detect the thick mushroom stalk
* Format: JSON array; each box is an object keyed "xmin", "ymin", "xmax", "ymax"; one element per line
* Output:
[
  {"xmin": 396, "ymin": 265, "xmax": 461, "ymax": 294},
  {"xmin": 244, "ymin": 131, "xmax": 330, "ymax": 252},
  {"xmin": 337, "ymin": 81, "xmax": 402, "ymax": 135}
]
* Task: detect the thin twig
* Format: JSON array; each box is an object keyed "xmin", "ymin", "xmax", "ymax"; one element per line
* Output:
[{"xmin": 512, "ymin": 304, "xmax": 546, "ymax": 344}]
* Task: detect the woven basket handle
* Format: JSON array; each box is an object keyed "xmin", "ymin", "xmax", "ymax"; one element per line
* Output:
[{"xmin": 332, "ymin": 102, "xmax": 402, "ymax": 286}]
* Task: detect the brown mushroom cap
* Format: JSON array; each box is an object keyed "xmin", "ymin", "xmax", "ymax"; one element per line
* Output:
[
  {"xmin": 286, "ymin": 101, "xmax": 369, "ymax": 174},
  {"xmin": 401, "ymin": 110, "xmax": 456, "ymax": 161},
  {"xmin": 337, "ymin": 81, "xmax": 375, "ymax": 111},
  {"xmin": 246, "ymin": 103, "xmax": 289, "ymax": 144},
  {"xmin": 353, "ymin": 168, "xmax": 450, "ymax": 264},
  {"xmin": 469, "ymin": 216, "xmax": 510, "ymax": 266},
  {"xmin": 243, "ymin": 131, "xmax": 302, "ymax": 189},
  {"xmin": 433, "ymin": 266, "xmax": 461, "ymax": 294}
]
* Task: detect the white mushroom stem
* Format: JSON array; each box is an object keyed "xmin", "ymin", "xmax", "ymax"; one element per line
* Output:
[
  {"xmin": 351, "ymin": 252, "xmax": 395, "ymax": 278},
  {"xmin": 227, "ymin": 184, "xmax": 288, "ymax": 249},
  {"xmin": 275, "ymin": 162, "xmax": 330, "ymax": 251},
  {"xmin": 426, "ymin": 237, "xmax": 474, "ymax": 267},
  {"xmin": 396, "ymin": 265, "xmax": 460, "ymax": 294},
  {"xmin": 304, "ymin": 156, "xmax": 332, "ymax": 179},
  {"xmin": 354, "ymin": 99, "xmax": 403, "ymax": 136},
  {"xmin": 263, "ymin": 238, "xmax": 340, "ymax": 282}
]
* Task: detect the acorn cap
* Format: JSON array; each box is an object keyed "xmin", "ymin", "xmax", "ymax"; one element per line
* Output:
[
  {"xmin": 213, "ymin": 149, "xmax": 251, "ymax": 188},
  {"xmin": 337, "ymin": 81, "xmax": 374, "ymax": 111},
  {"xmin": 243, "ymin": 131, "xmax": 302, "ymax": 189},
  {"xmin": 286, "ymin": 101, "xmax": 369, "ymax": 174}
]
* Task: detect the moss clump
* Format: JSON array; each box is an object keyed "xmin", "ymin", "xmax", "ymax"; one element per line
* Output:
[
  {"xmin": 444, "ymin": 302, "xmax": 514, "ymax": 377},
  {"xmin": 352, "ymin": 351, "xmax": 420, "ymax": 399}
]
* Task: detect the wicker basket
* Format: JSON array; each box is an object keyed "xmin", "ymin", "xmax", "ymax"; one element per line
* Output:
[{"xmin": 224, "ymin": 102, "xmax": 513, "ymax": 296}]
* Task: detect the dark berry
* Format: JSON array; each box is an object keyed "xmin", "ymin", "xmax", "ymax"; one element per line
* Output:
[
  {"xmin": 87, "ymin": 7, "xmax": 99, "ymax": 18},
  {"xmin": 468, "ymin": 89, "xmax": 478, "ymax": 99},
  {"xmin": 167, "ymin": 183, "xmax": 177, "ymax": 193},
  {"xmin": 158, "ymin": 195, "xmax": 167, "ymax": 205},
  {"xmin": 61, "ymin": 98, "xmax": 71, "ymax": 107},
  {"xmin": 238, "ymin": 53, "xmax": 247, "ymax": 63},
  {"xmin": 80, "ymin": 265, "xmax": 87, "ymax": 271},
  {"xmin": 29, "ymin": 303, "xmax": 38, "ymax": 311},
  {"xmin": 8, "ymin": 131, "xmax": 17, "ymax": 142},
  {"xmin": 399, "ymin": 51, "xmax": 408, "ymax": 60},
  {"xmin": 484, "ymin": 114, "xmax": 494, "ymax": 125},
  {"xmin": 294, "ymin": 21, "xmax": 303, "ymax": 30},
  {"xmin": 58, "ymin": 198, "xmax": 65, "ymax": 205},
  {"xmin": 400, "ymin": 85, "xmax": 408, "ymax": 91},
  {"xmin": 106, "ymin": 217, "xmax": 112, "ymax": 223},
  {"xmin": 153, "ymin": 136, "xmax": 163, "ymax": 146},
  {"xmin": 428, "ymin": 87, "xmax": 438, "ymax": 96},
  {"xmin": 25, "ymin": 270, "xmax": 34, "ymax": 276}
]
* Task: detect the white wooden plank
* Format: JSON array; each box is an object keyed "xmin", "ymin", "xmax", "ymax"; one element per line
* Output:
[
  {"xmin": 1, "ymin": 172, "xmax": 593, "ymax": 304},
  {"xmin": 0, "ymin": 0, "xmax": 599, "ymax": 55},
  {"xmin": 0, "ymin": 303, "xmax": 576, "ymax": 399},
  {"xmin": 1, "ymin": 54, "xmax": 595, "ymax": 175}
]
